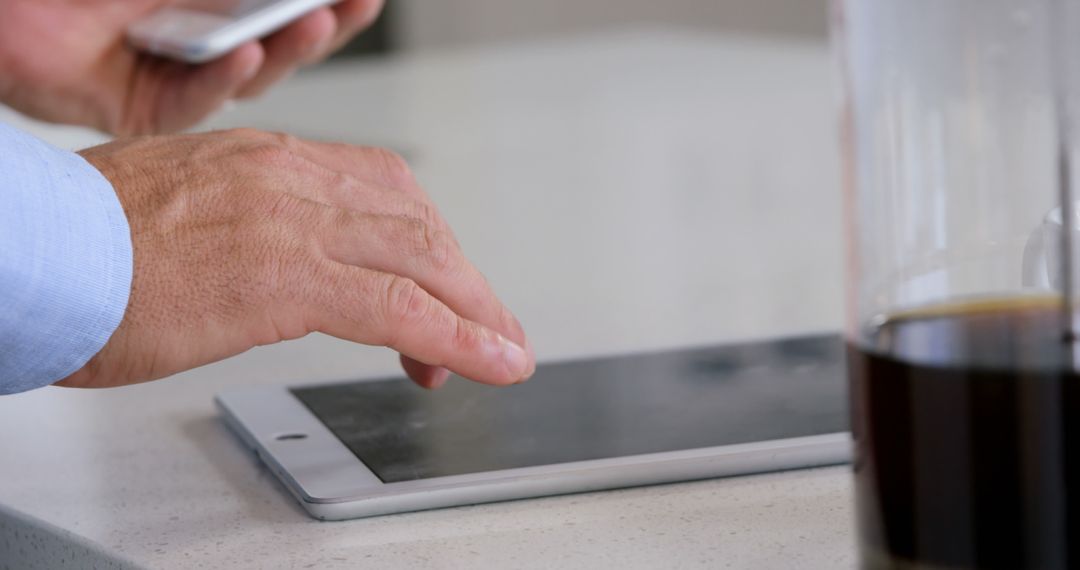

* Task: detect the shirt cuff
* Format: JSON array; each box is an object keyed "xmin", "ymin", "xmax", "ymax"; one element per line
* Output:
[{"xmin": 0, "ymin": 124, "xmax": 133, "ymax": 394}]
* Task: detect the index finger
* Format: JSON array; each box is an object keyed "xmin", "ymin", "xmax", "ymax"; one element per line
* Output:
[
  {"xmin": 309, "ymin": 263, "xmax": 533, "ymax": 385},
  {"xmin": 322, "ymin": 211, "xmax": 533, "ymax": 381},
  {"xmin": 271, "ymin": 137, "xmax": 534, "ymax": 362}
]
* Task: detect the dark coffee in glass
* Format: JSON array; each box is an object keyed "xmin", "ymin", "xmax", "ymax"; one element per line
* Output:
[{"xmin": 849, "ymin": 297, "xmax": 1080, "ymax": 569}]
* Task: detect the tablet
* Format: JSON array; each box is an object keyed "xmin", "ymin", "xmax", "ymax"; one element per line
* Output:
[{"xmin": 216, "ymin": 333, "xmax": 850, "ymax": 520}]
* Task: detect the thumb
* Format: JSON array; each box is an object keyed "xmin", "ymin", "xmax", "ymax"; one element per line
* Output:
[{"xmin": 151, "ymin": 43, "xmax": 264, "ymax": 133}]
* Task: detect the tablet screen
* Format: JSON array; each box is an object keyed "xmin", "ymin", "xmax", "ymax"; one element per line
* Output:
[{"xmin": 291, "ymin": 334, "xmax": 847, "ymax": 483}]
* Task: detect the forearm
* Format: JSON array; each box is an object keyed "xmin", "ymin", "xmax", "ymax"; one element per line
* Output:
[{"xmin": 0, "ymin": 123, "xmax": 132, "ymax": 394}]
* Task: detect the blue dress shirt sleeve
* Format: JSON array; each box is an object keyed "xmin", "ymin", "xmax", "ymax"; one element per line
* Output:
[{"xmin": 0, "ymin": 123, "xmax": 132, "ymax": 394}]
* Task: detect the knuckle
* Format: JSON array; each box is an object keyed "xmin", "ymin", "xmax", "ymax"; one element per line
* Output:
[
  {"xmin": 413, "ymin": 201, "xmax": 444, "ymax": 230},
  {"xmin": 221, "ymin": 127, "xmax": 264, "ymax": 140},
  {"xmin": 369, "ymin": 147, "xmax": 416, "ymax": 187},
  {"xmin": 235, "ymin": 131, "xmax": 304, "ymax": 168},
  {"xmin": 395, "ymin": 217, "xmax": 428, "ymax": 252},
  {"xmin": 243, "ymin": 143, "xmax": 296, "ymax": 169},
  {"xmin": 267, "ymin": 130, "xmax": 301, "ymax": 150},
  {"xmin": 394, "ymin": 217, "xmax": 455, "ymax": 274},
  {"xmin": 381, "ymin": 275, "xmax": 429, "ymax": 328},
  {"xmin": 422, "ymin": 226, "xmax": 455, "ymax": 274},
  {"xmin": 451, "ymin": 318, "xmax": 483, "ymax": 354},
  {"xmin": 326, "ymin": 170, "xmax": 358, "ymax": 196}
]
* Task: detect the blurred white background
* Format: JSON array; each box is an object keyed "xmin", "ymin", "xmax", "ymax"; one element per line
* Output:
[
  {"xmin": 392, "ymin": 0, "xmax": 827, "ymax": 49},
  {"xmin": 339, "ymin": 0, "xmax": 828, "ymax": 57}
]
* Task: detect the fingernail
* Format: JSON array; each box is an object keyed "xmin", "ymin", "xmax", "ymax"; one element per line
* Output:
[
  {"xmin": 523, "ymin": 338, "xmax": 536, "ymax": 380},
  {"xmin": 500, "ymin": 336, "xmax": 530, "ymax": 382}
]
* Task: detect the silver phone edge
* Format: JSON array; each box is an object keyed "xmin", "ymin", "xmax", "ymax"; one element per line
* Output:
[{"xmin": 127, "ymin": 0, "xmax": 338, "ymax": 64}]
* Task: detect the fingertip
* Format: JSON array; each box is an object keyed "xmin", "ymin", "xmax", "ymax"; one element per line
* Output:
[
  {"xmin": 201, "ymin": 41, "xmax": 264, "ymax": 90},
  {"xmin": 499, "ymin": 336, "xmax": 532, "ymax": 385},
  {"xmin": 228, "ymin": 42, "xmax": 265, "ymax": 82},
  {"xmin": 234, "ymin": 10, "xmax": 334, "ymax": 100},
  {"xmin": 308, "ymin": 8, "xmax": 339, "ymax": 41},
  {"xmin": 305, "ymin": 6, "xmax": 338, "ymax": 30},
  {"xmin": 524, "ymin": 338, "xmax": 537, "ymax": 379},
  {"xmin": 290, "ymin": 7, "xmax": 337, "ymax": 62}
]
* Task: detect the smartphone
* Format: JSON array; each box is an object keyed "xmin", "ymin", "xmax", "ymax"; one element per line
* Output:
[
  {"xmin": 128, "ymin": 0, "xmax": 339, "ymax": 63},
  {"xmin": 216, "ymin": 333, "xmax": 850, "ymax": 520}
]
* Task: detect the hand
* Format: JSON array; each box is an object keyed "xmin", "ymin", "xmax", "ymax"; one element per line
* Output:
[
  {"xmin": 0, "ymin": 0, "xmax": 382, "ymax": 135},
  {"xmin": 59, "ymin": 129, "xmax": 535, "ymax": 390}
]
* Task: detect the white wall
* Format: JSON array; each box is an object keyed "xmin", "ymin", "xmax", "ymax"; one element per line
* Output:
[{"xmin": 392, "ymin": 0, "xmax": 829, "ymax": 51}]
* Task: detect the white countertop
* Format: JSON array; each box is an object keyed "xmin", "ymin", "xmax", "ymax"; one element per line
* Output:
[{"xmin": 0, "ymin": 30, "xmax": 853, "ymax": 569}]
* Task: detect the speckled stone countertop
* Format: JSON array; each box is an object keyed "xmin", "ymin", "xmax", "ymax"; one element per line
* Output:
[{"xmin": 0, "ymin": 30, "xmax": 853, "ymax": 569}]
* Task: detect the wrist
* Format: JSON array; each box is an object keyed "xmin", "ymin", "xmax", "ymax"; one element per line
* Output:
[{"xmin": 0, "ymin": 53, "xmax": 12, "ymax": 106}]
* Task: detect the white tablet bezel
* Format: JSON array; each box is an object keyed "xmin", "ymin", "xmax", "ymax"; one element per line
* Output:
[{"xmin": 216, "ymin": 381, "xmax": 850, "ymax": 521}]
